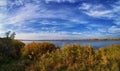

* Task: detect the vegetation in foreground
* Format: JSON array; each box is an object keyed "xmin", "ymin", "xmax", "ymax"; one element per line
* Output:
[{"xmin": 0, "ymin": 32, "xmax": 120, "ymax": 71}]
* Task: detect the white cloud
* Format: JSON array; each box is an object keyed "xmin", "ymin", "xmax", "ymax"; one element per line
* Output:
[
  {"xmin": 108, "ymin": 26, "xmax": 120, "ymax": 33},
  {"xmin": 79, "ymin": 32, "xmax": 104, "ymax": 38},
  {"xmin": 72, "ymin": 32, "xmax": 82, "ymax": 35},
  {"xmin": 39, "ymin": 20, "xmax": 58, "ymax": 25},
  {"xmin": 15, "ymin": 30, "xmax": 90, "ymax": 40},
  {"xmin": 79, "ymin": 1, "xmax": 120, "ymax": 25},
  {"xmin": 45, "ymin": 0, "xmax": 76, "ymax": 3},
  {"xmin": 89, "ymin": 24, "xmax": 101, "ymax": 27},
  {"xmin": 15, "ymin": 32, "xmax": 72, "ymax": 40},
  {"xmin": 6, "ymin": 3, "xmax": 66, "ymax": 25},
  {"xmin": 79, "ymin": 3, "xmax": 91, "ymax": 10},
  {"xmin": 69, "ymin": 18, "xmax": 88, "ymax": 24},
  {"xmin": 2, "ymin": 1, "xmax": 87, "ymax": 27},
  {"xmin": 0, "ymin": 0, "xmax": 6, "ymax": 6},
  {"xmin": 84, "ymin": 10, "xmax": 112, "ymax": 18},
  {"xmin": 86, "ymin": 23, "xmax": 104, "ymax": 30},
  {"xmin": 0, "ymin": 13, "xmax": 6, "ymax": 20},
  {"xmin": 0, "ymin": 1, "xmax": 7, "ymax": 34},
  {"xmin": 112, "ymin": 1, "xmax": 120, "ymax": 25},
  {"xmin": 79, "ymin": 3, "xmax": 112, "ymax": 18},
  {"xmin": 5, "ymin": 3, "xmax": 39, "ymax": 25},
  {"xmin": 0, "ymin": 0, "xmax": 7, "ymax": 20},
  {"xmin": 114, "ymin": 18, "xmax": 120, "ymax": 25},
  {"xmin": 98, "ymin": 29, "xmax": 107, "ymax": 33}
]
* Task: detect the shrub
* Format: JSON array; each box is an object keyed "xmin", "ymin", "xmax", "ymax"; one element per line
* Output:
[
  {"xmin": 61, "ymin": 44, "xmax": 95, "ymax": 70},
  {"xmin": 98, "ymin": 44, "xmax": 120, "ymax": 70},
  {"xmin": 36, "ymin": 44, "xmax": 120, "ymax": 71},
  {"xmin": 0, "ymin": 38, "xmax": 25, "ymax": 70},
  {"xmin": 11, "ymin": 40, "xmax": 25, "ymax": 57},
  {"xmin": 0, "ymin": 38, "xmax": 25, "ymax": 58},
  {"xmin": 22, "ymin": 42, "xmax": 59, "ymax": 60},
  {"xmin": 36, "ymin": 44, "xmax": 96, "ymax": 71}
]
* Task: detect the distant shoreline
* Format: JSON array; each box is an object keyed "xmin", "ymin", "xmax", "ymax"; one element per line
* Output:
[{"xmin": 18, "ymin": 38, "xmax": 120, "ymax": 41}]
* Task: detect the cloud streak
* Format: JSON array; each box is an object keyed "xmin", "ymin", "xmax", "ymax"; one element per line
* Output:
[
  {"xmin": 5, "ymin": 3, "xmax": 39, "ymax": 24},
  {"xmin": 79, "ymin": 1, "xmax": 120, "ymax": 26},
  {"xmin": 45, "ymin": 0, "xmax": 77, "ymax": 3},
  {"xmin": 108, "ymin": 26, "xmax": 120, "ymax": 33},
  {"xmin": 0, "ymin": 0, "xmax": 6, "ymax": 6},
  {"xmin": 79, "ymin": 3, "xmax": 112, "ymax": 18}
]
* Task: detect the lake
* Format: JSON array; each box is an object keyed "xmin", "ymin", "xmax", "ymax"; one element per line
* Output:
[{"xmin": 21, "ymin": 40, "xmax": 120, "ymax": 49}]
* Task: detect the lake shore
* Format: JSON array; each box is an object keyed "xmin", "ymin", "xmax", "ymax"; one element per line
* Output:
[{"xmin": 18, "ymin": 38, "xmax": 120, "ymax": 41}]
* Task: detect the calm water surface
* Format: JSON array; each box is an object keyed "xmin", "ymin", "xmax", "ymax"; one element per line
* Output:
[{"xmin": 21, "ymin": 40, "xmax": 120, "ymax": 49}]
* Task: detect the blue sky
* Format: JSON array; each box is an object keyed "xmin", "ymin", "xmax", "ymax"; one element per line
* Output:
[{"xmin": 0, "ymin": 0, "xmax": 120, "ymax": 39}]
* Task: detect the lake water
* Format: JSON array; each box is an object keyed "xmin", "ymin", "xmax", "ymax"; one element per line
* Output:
[{"xmin": 21, "ymin": 40, "xmax": 120, "ymax": 49}]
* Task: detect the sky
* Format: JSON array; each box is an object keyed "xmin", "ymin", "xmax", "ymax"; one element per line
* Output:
[{"xmin": 0, "ymin": 0, "xmax": 120, "ymax": 40}]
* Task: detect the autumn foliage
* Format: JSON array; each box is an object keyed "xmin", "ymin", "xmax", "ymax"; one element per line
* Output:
[
  {"xmin": 0, "ymin": 38, "xmax": 120, "ymax": 71},
  {"xmin": 22, "ymin": 42, "xmax": 59, "ymax": 60}
]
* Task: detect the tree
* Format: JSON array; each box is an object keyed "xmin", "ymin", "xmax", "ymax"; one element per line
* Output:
[
  {"xmin": 10, "ymin": 32, "xmax": 16, "ymax": 39},
  {"xmin": 5, "ymin": 31, "xmax": 11, "ymax": 38},
  {"xmin": 5, "ymin": 31, "xmax": 16, "ymax": 39}
]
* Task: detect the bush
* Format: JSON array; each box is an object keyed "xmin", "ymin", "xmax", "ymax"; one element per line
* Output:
[
  {"xmin": 0, "ymin": 38, "xmax": 25, "ymax": 59},
  {"xmin": 35, "ymin": 44, "xmax": 120, "ymax": 71},
  {"xmin": 11, "ymin": 40, "xmax": 25, "ymax": 57},
  {"xmin": 36, "ymin": 44, "xmax": 96, "ymax": 71},
  {"xmin": 98, "ymin": 44, "xmax": 120, "ymax": 71},
  {"xmin": 0, "ymin": 38, "xmax": 25, "ymax": 70},
  {"xmin": 61, "ymin": 44, "xmax": 94, "ymax": 65},
  {"xmin": 22, "ymin": 42, "xmax": 59, "ymax": 60}
]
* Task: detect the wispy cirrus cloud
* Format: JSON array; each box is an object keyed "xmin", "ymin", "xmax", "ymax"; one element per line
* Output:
[
  {"xmin": 0, "ymin": 0, "xmax": 6, "ymax": 6},
  {"xmin": 112, "ymin": 1, "xmax": 120, "ymax": 25},
  {"xmin": 5, "ymin": 3, "xmax": 39, "ymax": 25},
  {"xmin": 79, "ymin": 1, "xmax": 120, "ymax": 26},
  {"xmin": 108, "ymin": 26, "xmax": 120, "ymax": 33},
  {"xmin": 0, "ymin": 0, "xmax": 86, "ymax": 38},
  {"xmin": 1, "ymin": 0, "xmax": 87, "ymax": 30},
  {"xmin": 5, "ymin": 1, "xmax": 85, "ymax": 25},
  {"xmin": 16, "ymin": 31, "xmax": 82, "ymax": 40},
  {"xmin": 0, "ymin": 0, "xmax": 7, "ymax": 32},
  {"xmin": 79, "ymin": 3, "xmax": 112, "ymax": 18},
  {"xmin": 45, "ymin": 0, "xmax": 77, "ymax": 3}
]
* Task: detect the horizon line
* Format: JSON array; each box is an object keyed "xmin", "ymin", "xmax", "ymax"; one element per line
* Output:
[{"xmin": 16, "ymin": 38, "xmax": 120, "ymax": 41}]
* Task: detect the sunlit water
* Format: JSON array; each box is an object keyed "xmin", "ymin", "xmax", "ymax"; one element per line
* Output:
[{"xmin": 21, "ymin": 40, "xmax": 120, "ymax": 49}]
